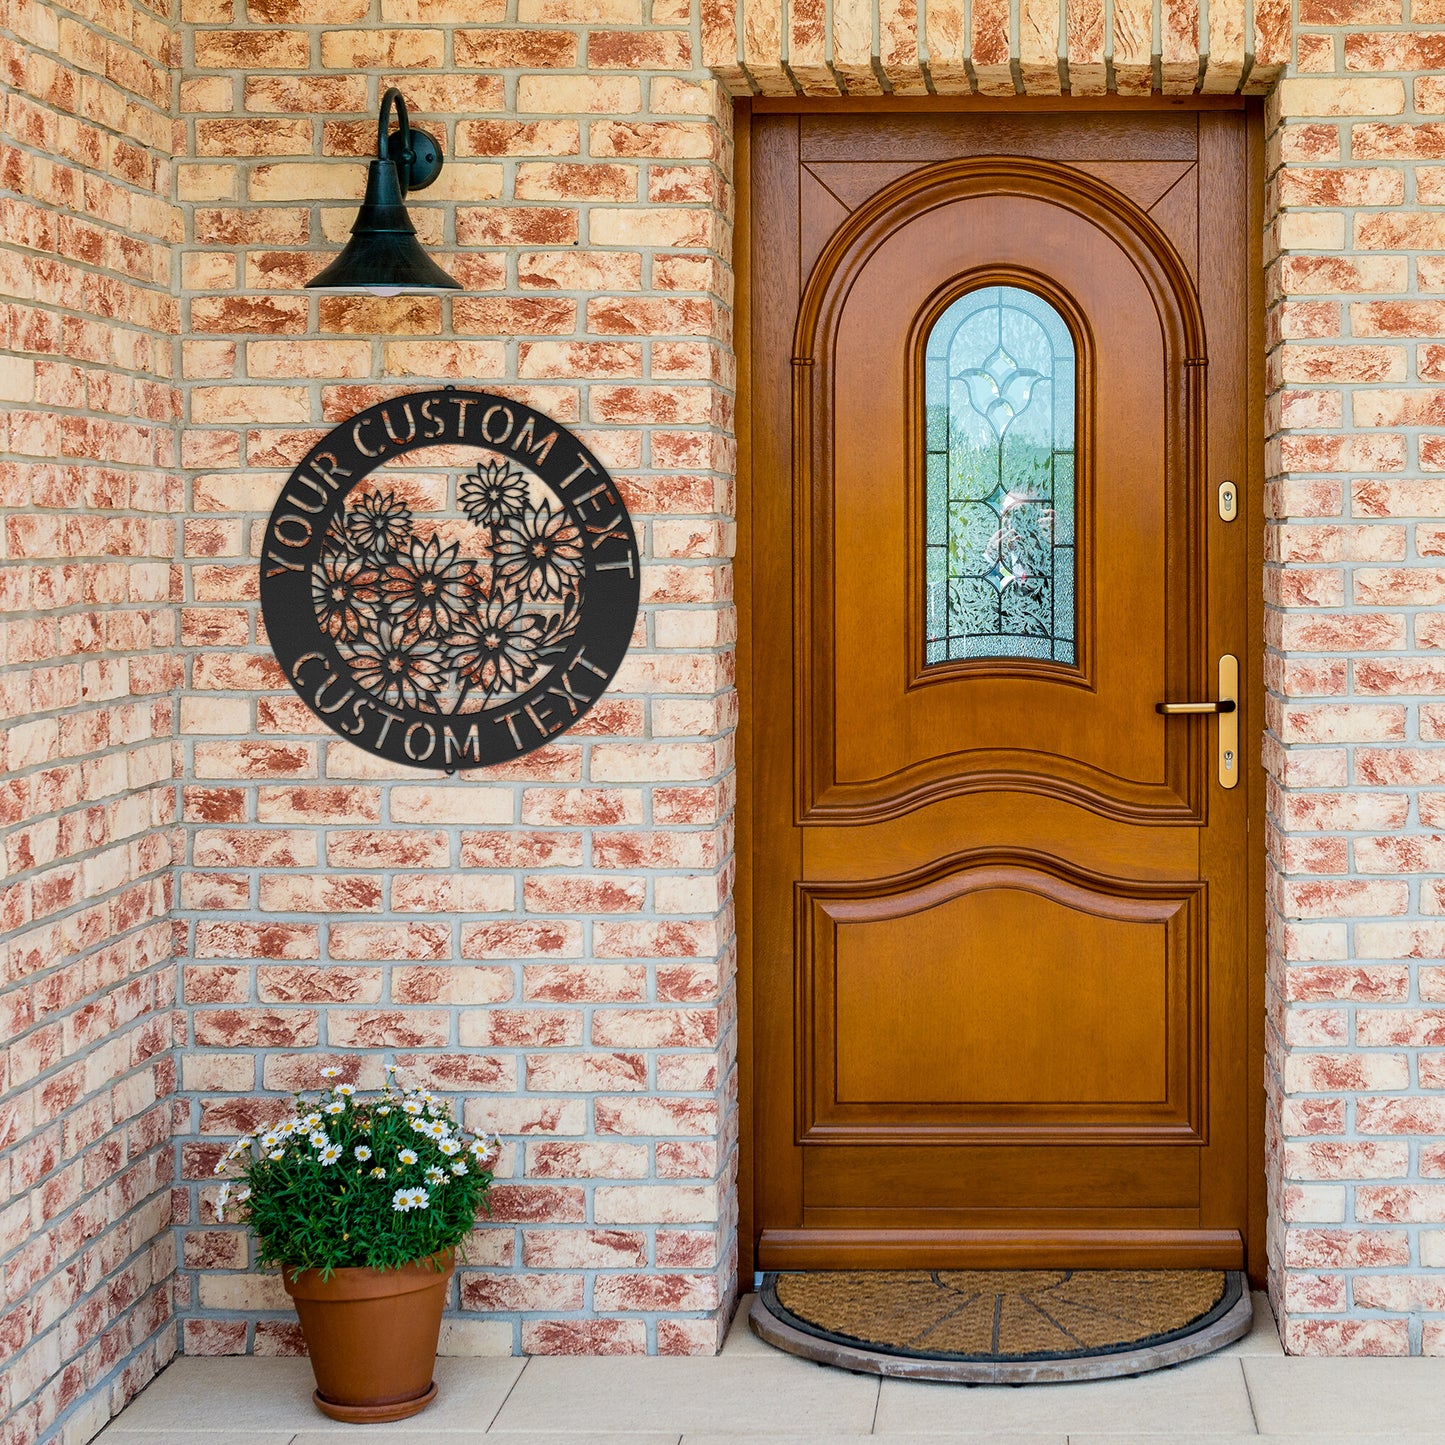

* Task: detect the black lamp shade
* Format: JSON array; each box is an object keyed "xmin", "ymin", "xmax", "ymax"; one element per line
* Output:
[
  {"xmin": 307, "ymin": 90, "xmax": 460, "ymax": 295},
  {"xmin": 306, "ymin": 157, "xmax": 460, "ymax": 295}
]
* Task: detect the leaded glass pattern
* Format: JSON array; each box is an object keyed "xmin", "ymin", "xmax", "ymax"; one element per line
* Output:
[{"xmin": 924, "ymin": 285, "xmax": 1077, "ymax": 666}]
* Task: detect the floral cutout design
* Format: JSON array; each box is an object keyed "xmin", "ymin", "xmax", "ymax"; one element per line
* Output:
[{"xmin": 315, "ymin": 453, "xmax": 584, "ymax": 716}]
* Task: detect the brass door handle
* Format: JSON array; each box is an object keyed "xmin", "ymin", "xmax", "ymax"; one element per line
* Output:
[
  {"xmin": 1155, "ymin": 699, "xmax": 1236, "ymax": 714},
  {"xmin": 1155, "ymin": 655, "xmax": 1239, "ymax": 789}
]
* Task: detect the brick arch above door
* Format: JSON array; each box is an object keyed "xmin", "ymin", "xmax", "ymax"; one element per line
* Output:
[{"xmin": 702, "ymin": 0, "xmax": 1288, "ymax": 97}]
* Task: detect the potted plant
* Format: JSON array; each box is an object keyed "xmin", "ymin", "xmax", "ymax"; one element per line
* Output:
[{"xmin": 213, "ymin": 1065, "xmax": 500, "ymax": 1423}]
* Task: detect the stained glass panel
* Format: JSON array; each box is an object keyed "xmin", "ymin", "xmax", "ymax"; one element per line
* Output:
[{"xmin": 924, "ymin": 285, "xmax": 1077, "ymax": 666}]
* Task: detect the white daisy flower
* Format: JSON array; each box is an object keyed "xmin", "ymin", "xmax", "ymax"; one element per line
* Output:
[
  {"xmin": 278, "ymin": 1120, "xmax": 298, "ymax": 1135},
  {"xmin": 386, "ymin": 1063, "xmax": 399, "ymax": 1074},
  {"xmin": 425, "ymin": 1121, "xmax": 448, "ymax": 1140},
  {"xmin": 268, "ymin": 1149, "xmax": 285, "ymax": 1161},
  {"xmin": 335, "ymin": 1083, "xmax": 356, "ymax": 1097},
  {"xmin": 425, "ymin": 1166, "xmax": 445, "ymax": 1185},
  {"xmin": 302, "ymin": 1113, "xmax": 322, "ymax": 1130},
  {"xmin": 235, "ymin": 1186, "xmax": 250, "ymax": 1203},
  {"xmin": 376, "ymin": 1105, "xmax": 392, "ymax": 1116},
  {"xmin": 259, "ymin": 1132, "xmax": 280, "ymax": 1150},
  {"xmin": 370, "ymin": 1166, "xmax": 387, "ymax": 1179},
  {"xmin": 391, "ymin": 1187, "xmax": 418, "ymax": 1212},
  {"xmin": 438, "ymin": 1138, "xmax": 461, "ymax": 1156},
  {"xmin": 398, "ymin": 1148, "xmax": 418, "ymax": 1166},
  {"xmin": 354, "ymin": 1145, "xmax": 372, "ymax": 1162},
  {"xmin": 215, "ymin": 1182, "xmax": 231, "ymax": 1219},
  {"xmin": 320, "ymin": 1144, "xmax": 342, "ymax": 1165},
  {"xmin": 402, "ymin": 1100, "xmax": 424, "ymax": 1115},
  {"xmin": 324, "ymin": 1100, "xmax": 345, "ymax": 1116},
  {"xmin": 309, "ymin": 1131, "xmax": 328, "ymax": 1149},
  {"xmin": 212, "ymin": 1159, "xmax": 226, "ymax": 1176},
  {"xmin": 321, "ymin": 1067, "xmax": 341, "ymax": 1079},
  {"xmin": 450, "ymin": 1161, "xmax": 468, "ymax": 1176}
]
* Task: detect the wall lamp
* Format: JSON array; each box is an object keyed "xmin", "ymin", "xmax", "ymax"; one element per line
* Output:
[{"xmin": 306, "ymin": 87, "xmax": 460, "ymax": 296}]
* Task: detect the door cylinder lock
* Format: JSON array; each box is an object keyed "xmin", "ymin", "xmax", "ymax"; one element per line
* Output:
[{"xmin": 1218, "ymin": 480, "xmax": 1238, "ymax": 522}]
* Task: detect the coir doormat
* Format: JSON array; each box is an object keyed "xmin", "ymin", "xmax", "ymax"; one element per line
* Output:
[{"xmin": 750, "ymin": 1269, "xmax": 1252, "ymax": 1383}]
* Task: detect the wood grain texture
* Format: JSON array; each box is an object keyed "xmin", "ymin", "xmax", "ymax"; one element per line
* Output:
[
  {"xmin": 748, "ymin": 108, "xmax": 1259, "ymax": 1271},
  {"xmin": 758, "ymin": 1229, "xmax": 1247, "ymax": 1271},
  {"xmin": 797, "ymin": 112, "xmax": 1200, "ymax": 164},
  {"xmin": 805, "ymin": 862, "xmax": 1199, "ymax": 1137}
]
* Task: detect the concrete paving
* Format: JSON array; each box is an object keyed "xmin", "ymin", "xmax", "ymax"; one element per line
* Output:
[{"xmin": 95, "ymin": 1293, "xmax": 1445, "ymax": 1441}]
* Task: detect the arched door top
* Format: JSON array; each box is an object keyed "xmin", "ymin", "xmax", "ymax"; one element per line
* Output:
[{"xmin": 792, "ymin": 156, "xmax": 1207, "ymax": 375}]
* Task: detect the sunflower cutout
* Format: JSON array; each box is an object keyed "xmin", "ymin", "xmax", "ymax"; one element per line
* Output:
[{"xmin": 314, "ymin": 452, "xmax": 584, "ymax": 717}]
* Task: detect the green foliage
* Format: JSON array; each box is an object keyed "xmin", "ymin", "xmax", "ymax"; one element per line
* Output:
[{"xmin": 213, "ymin": 1068, "xmax": 500, "ymax": 1277}]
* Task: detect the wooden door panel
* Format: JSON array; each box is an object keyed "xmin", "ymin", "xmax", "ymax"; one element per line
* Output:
[
  {"xmin": 804, "ymin": 1145, "xmax": 1201, "ymax": 1213},
  {"xmin": 798, "ymin": 112, "xmax": 1199, "ymax": 163},
  {"xmin": 1068, "ymin": 161, "xmax": 1195, "ymax": 211},
  {"xmin": 799, "ymin": 167, "xmax": 851, "ymax": 281},
  {"xmin": 800, "ymin": 861, "xmax": 1203, "ymax": 1142},
  {"xmin": 836, "ymin": 904, "xmax": 1171, "ymax": 1106},
  {"xmin": 798, "ymin": 157, "xmax": 1203, "ymax": 280},
  {"xmin": 750, "ymin": 107, "xmax": 1257, "ymax": 1272},
  {"xmin": 804, "ymin": 792, "xmax": 1199, "ymax": 882},
  {"xmin": 798, "ymin": 163, "xmax": 1209, "ymax": 828},
  {"xmin": 759, "ymin": 1228, "xmax": 1244, "ymax": 1271},
  {"xmin": 1149, "ymin": 168, "xmax": 1201, "ymax": 280}
]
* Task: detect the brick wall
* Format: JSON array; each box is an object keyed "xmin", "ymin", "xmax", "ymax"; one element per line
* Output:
[
  {"xmin": 20, "ymin": 0, "xmax": 1445, "ymax": 1425},
  {"xmin": 0, "ymin": 0, "xmax": 182, "ymax": 1442},
  {"xmin": 171, "ymin": 1, "xmax": 740, "ymax": 1359},
  {"xmin": 1266, "ymin": 5, "xmax": 1445, "ymax": 1357},
  {"xmin": 699, "ymin": 0, "xmax": 1287, "ymax": 95}
]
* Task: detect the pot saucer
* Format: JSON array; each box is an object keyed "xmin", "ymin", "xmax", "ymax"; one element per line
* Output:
[{"xmin": 312, "ymin": 1380, "xmax": 437, "ymax": 1423}]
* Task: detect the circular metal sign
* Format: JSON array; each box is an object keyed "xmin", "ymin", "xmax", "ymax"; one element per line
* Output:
[{"xmin": 260, "ymin": 388, "xmax": 639, "ymax": 771}]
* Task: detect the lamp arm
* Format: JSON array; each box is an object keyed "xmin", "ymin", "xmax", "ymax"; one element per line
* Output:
[{"xmin": 377, "ymin": 87, "xmax": 412, "ymax": 195}]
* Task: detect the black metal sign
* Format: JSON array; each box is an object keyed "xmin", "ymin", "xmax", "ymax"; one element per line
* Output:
[{"xmin": 260, "ymin": 388, "xmax": 639, "ymax": 771}]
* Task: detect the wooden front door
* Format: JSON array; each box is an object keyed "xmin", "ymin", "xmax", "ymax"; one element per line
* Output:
[{"xmin": 746, "ymin": 106, "xmax": 1261, "ymax": 1272}]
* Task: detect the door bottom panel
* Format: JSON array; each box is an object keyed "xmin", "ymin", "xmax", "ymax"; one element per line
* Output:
[{"xmin": 757, "ymin": 1228, "xmax": 1246, "ymax": 1271}]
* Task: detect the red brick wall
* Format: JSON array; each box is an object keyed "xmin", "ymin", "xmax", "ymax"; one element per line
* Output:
[
  {"xmin": 20, "ymin": 0, "xmax": 1445, "ymax": 1419},
  {"xmin": 0, "ymin": 0, "xmax": 182, "ymax": 1441},
  {"xmin": 1265, "ymin": 21, "xmax": 1445, "ymax": 1355},
  {"xmin": 172, "ymin": 1, "xmax": 740, "ymax": 1359}
]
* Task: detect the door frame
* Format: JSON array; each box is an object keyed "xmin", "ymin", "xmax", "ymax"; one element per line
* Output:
[{"xmin": 734, "ymin": 95, "xmax": 1268, "ymax": 1287}]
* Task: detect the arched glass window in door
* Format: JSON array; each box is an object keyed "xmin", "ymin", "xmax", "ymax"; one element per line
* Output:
[{"xmin": 924, "ymin": 285, "xmax": 1076, "ymax": 666}]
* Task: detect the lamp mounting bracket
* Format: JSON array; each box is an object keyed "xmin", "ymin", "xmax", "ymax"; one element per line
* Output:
[{"xmin": 378, "ymin": 86, "xmax": 443, "ymax": 195}]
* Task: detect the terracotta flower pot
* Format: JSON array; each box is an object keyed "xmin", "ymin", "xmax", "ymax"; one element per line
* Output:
[{"xmin": 282, "ymin": 1251, "xmax": 454, "ymax": 1423}]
